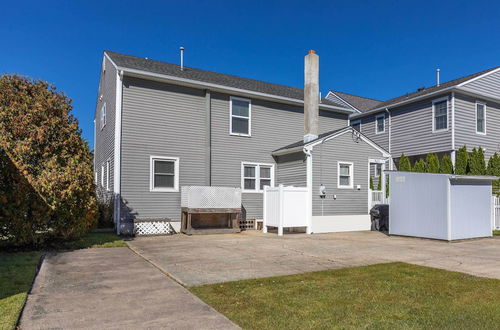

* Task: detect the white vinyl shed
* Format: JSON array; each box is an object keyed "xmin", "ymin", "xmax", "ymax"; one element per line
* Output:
[{"xmin": 388, "ymin": 171, "xmax": 496, "ymax": 241}]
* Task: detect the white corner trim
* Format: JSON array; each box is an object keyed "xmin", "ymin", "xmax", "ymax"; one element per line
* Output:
[
  {"xmin": 113, "ymin": 70, "xmax": 123, "ymax": 233},
  {"xmin": 475, "ymin": 101, "xmax": 487, "ymax": 135},
  {"xmin": 337, "ymin": 161, "xmax": 354, "ymax": 189},
  {"xmin": 303, "ymin": 145, "xmax": 313, "ymax": 234},
  {"xmin": 229, "ymin": 96, "xmax": 251, "ymax": 137},
  {"xmin": 149, "ymin": 156, "xmax": 180, "ymax": 192},
  {"xmin": 431, "ymin": 96, "xmax": 450, "ymax": 133},
  {"xmin": 240, "ymin": 162, "xmax": 275, "ymax": 193},
  {"xmin": 451, "ymin": 92, "xmax": 455, "ymax": 151},
  {"xmin": 374, "ymin": 114, "xmax": 386, "ymax": 134}
]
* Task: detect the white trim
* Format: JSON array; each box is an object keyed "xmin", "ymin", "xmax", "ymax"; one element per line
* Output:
[
  {"xmin": 149, "ymin": 156, "xmax": 180, "ymax": 192},
  {"xmin": 229, "ymin": 96, "xmax": 251, "ymax": 137},
  {"xmin": 375, "ymin": 114, "xmax": 385, "ymax": 134},
  {"xmin": 113, "ymin": 70, "xmax": 123, "ymax": 234},
  {"xmin": 475, "ymin": 101, "xmax": 487, "ymax": 135},
  {"xmin": 350, "ymin": 119, "xmax": 362, "ymax": 132},
  {"xmin": 456, "ymin": 67, "xmax": 500, "ymax": 87},
  {"xmin": 101, "ymin": 163, "xmax": 105, "ymax": 187},
  {"xmin": 304, "ymin": 146, "xmax": 313, "ymax": 234},
  {"xmin": 307, "ymin": 127, "xmax": 391, "ymax": 158},
  {"xmin": 451, "ymin": 92, "xmax": 455, "ymax": 153},
  {"xmin": 113, "ymin": 65, "xmax": 352, "ymax": 114},
  {"xmin": 106, "ymin": 159, "xmax": 110, "ymax": 191},
  {"xmin": 337, "ymin": 161, "xmax": 354, "ymax": 189},
  {"xmin": 432, "ymin": 96, "xmax": 449, "ymax": 133},
  {"xmin": 240, "ymin": 162, "xmax": 275, "ymax": 193}
]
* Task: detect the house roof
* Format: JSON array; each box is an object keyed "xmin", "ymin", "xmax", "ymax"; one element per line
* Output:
[
  {"xmin": 349, "ymin": 66, "xmax": 500, "ymax": 117},
  {"xmin": 327, "ymin": 90, "xmax": 382, "ymax": 112},
  {"xmin": 105, "ymin": 50, "xmax": 349, "ymax": 110},
  {"xmin": 273, "ymin": 126, "xmax": 390, "ymax": 157}
]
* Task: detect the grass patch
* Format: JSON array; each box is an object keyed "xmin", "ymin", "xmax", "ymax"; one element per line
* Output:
[
  {"xmin": 191, "ymin": 262, "xmax": 500, "ymax": 329},
  {"xmin": 55, "ymin": 232, "xmax": 127, "ymax": 250},
  {"xmin": 494, "ymin": 230, "xmax": 500, "ymax": 236},
  {"xmin": 0, "ymin": 252, "xmax": 41, "ymax": 330}
]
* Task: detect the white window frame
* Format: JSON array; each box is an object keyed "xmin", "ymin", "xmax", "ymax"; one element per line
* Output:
[
  {"xmin": 106, "ymin": 159, "xmax": 111, "ymax": 191},
  {"xmin": 101, "ymin": 163, "xmax": 105, "ymax": 187},
  {"xmin": 241, "ymin": 162, "xmax": 275, "ymax": 193},
  {"xmin": 375, "ymin": 114, "xmax": 385, "ymax": 134},
  {"xmin": 229, "ymin": 96, "xmax": 251, "ymax": 137},
  {"xmin": 149, "ymin": 156, "xmax": 180, "ymax": 192},
  {"xmin": 475, "ymin": 101, "xmax": 487, "ymax": 135},
  {"xmin": 100, "ymin": 103, "xmax": 107, "ymax": 130},
  {"xmin": 350, "ymin": 119, "xmax": 361, "ymax": 132},
  {"xmin": 374, "ymin": 163, "xmax": 382, "ymax": 178},
  {"xmin": 337, "ymin": 161, "xmax": 354, "ymax": 189},
  {"xmin": 432, "ymin": 97, "xmax": 449, "ymax": 133}
]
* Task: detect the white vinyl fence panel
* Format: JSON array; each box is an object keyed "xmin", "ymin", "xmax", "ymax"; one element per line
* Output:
[
  {"xmin": 494, "ymin": 196, "xmax": 500, "ymax": 230},
  {"xmin": 263, "ymin": 185, "xmax": 309, "ymax": 236}
]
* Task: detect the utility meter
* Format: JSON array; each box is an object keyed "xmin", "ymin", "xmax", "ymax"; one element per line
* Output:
[{"xmin": 319, "ymin": 184, "xmax": 326, "ymax": 198}]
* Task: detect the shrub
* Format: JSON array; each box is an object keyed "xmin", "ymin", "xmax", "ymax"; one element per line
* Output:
[
  {"xmin": 369, "ymin": 176, "xmax": 374, "ymax": 190},
  {"xmin": 440, "ymin": 155, "xmax": 454, "ymax": 174},
  {"xmin": 0, "ymin": 75, "xmax": 97, "ymax": 245},
  {"xmin": 398, "ymin": 154, "xmax": 411, "ymax": 171},
  {"xmin": 96, "ymin": 187, "xmax": 114, "ymax": 228},
  {"xmin": 487, "ymin": 153, "xmax": 500, "ymax": 195},
  {"xmin": 425, "ymin": 153, "xmax": 440, "ymax": 173},
  {"xmin": 413, "ymin": 159, "xmax": 426, "ymax": 173},
  {"xmin": 455, "ymin": 146, "xmax": 469, "ymax": 175},
  {"xmin": 469, "ymin": 147, "xmax": 486, "ymax": 175},
  {"xmin": 376, "ymin": 176, "xmax": 382, "ymax": 191}
]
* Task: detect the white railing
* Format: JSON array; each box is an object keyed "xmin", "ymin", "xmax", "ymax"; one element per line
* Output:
[
  {"xmin": 493, "ymin": 196, "xmax": 500, "ymax": 230},
  {"xmin": 263, "ymin": 185, "xmax": 309, "ymax": 236}
]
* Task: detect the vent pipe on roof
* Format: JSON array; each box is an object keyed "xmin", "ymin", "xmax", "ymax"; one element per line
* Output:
[
  {"xmin": 304, "ymin": 50, "xmax": 319, "ymax": 143},
  {"xmin": 180, "ymin": 46, "xmax": 185, "ymax": 71},
  {"xmin": 436, "ymin": 68, "xmax": 440, "ymax": 86}
]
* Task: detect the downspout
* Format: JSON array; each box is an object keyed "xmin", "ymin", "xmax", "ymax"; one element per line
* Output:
[
  {"xmin": 114, "ymin": 69, "xmax": 124, "ymax": 235},
  {"xmin": 385, "ymin": 107, "xmax": 393, "ymax": 170},
  {"xmin": 205, "ymin": 90, "xmax": 211, "ymax": 185},
  {"xmin": 303, "ymin": 145, "xmax": 313, "ymax": 234}
]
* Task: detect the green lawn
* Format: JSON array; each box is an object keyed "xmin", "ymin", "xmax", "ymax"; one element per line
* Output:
[
  {"xmin": 191, "ymin": 262, "xmax": 500, "ymax": 329},
  {"xmin": 0, "ymin": 231, "xmax": 125, "ymax": 330},
  {"xmin": 0, "ymin": 252, "xmax": 41, "ymax": 330}
]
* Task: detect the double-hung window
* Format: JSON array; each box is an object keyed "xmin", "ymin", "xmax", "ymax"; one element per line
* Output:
[
  {"xmin": 351, "ymin": 120, "xmax": 361, "ymax": 132},
  {"xmin": 230, "ymin": 97, "xmax": 251, "ymax": 136},
  {"xmin": 150, "ymin": 156, "xmax": 179, "ymax": 192},
  {"xmin": 375, "ymin": 114, "xmax": 385, "ymax": 134},
  {"xmin": 476, "ymin": 102, "xmax": 486, "ymax": 134},
  {"xmin": 433, "ymin": 98, "xmax": 448, "ymax": 132},
  {"xmin": 100, "ymin": 103, "xmax": 107, "ymax": 129},
  {"xmin": 241, "ymin": 163, "xmax": 274, "ymax": 192},
  {"xmin": 338, "ymin": 162, "xmax": 354, "ymax": 189}
]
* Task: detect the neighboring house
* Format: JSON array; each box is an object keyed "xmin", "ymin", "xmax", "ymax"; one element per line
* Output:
[
  {"xmin": 328, "ymin": 67, "xmax": 500, "ymax": 168},
  {"xmin": 94, "ymin": 50, "xmax": 389, "ymax": 233}
]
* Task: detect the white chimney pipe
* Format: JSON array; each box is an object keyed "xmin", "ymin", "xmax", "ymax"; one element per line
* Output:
[
  {"xmin": 436, "ymin": 68, "xmax": 440, "ymax": 86},
  {"xmin": 180, "ymin": 46, "xmax": 185, "ymax": 71},
  {"xmin": 304, "ymin": 50, "xmax": 319, "ymax": 143}
]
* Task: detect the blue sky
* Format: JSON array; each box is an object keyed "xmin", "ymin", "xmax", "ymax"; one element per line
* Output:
[{"xmin": 2, "ymin": 0, "xmax": 500, "ymax": 147}]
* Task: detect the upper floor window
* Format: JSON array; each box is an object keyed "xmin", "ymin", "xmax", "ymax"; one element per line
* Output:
[
  {"xmin": 476, "ymin": 102, "xmax": 486, "ymax": 134},
  {"xmin": 230, "ymin": 97, "xmax": 251, "ymax": 136},
  {"xmin": 241, "ymin": 162, "xmax": 274, "ymax": 192},
  {"xmin": 432, "ymin": 98, "xmax": 448, "ymax": 132},
  {"xmin": 100, "ymin": 103, "xmax": 107, "ymax": 129},
  {"xmin": 375, "ymin": 114, "xmax": 385, "ymax": 134},
  {"xmin": 338, "ymin": 162, "xmax": 354, "ymax": 189},
  {"xmin": 150, "ymin": 156, "xmax": 179, "ymax": 192},
  {"xmin": 351, "ymin": 120, "xmax": 361, "ymax": 132}
]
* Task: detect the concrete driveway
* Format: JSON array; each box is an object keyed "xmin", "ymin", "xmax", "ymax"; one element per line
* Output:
[
  {"xmin": 127, "ymin": 231, "xmax": 500, "ymax": 286},
  {"xmin": 19, "ymin": 247, "xmax": 238, "ymax": 330}
]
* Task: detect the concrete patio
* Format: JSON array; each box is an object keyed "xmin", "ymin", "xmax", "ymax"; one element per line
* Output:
[{"xmin": 127, "ymin": 230, "xmax": 500, "ymax": 286}]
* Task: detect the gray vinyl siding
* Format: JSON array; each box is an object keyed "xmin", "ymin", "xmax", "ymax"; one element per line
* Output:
[
  {"xmin": 390, "ymin": 94, "xmax": 453, "ymax": 156},
  {"xmin": 353, "ymin": 114, "xmax": 389, "ymax": 151},
  {"xmin": 461, "ymin": 70, "xmax": 500, "ymax": 100},
  {"xmin": 312, "ymin": 132, "xmax": 386, "ymax": 216},
  {"xmin": 120, "ymin": 77, "xmax": 207, "ymax": 221},
  {"xmin": 119, "ymin": 79, "xmax": 348, "ymax": 222},
  {"xmin": 94, "ymin": 56, "xmax": 116, "ymax": 195},
  {"xmin": 210, "ymin": 92, "xmax": 348, "ymax": 219},
  {"xmin": 454, "ymin": 92, "xmax": 500, "ymax": 160},
  {"xmin": 276, "ymin": 152, "xmax": 307, "ymax": 187}
]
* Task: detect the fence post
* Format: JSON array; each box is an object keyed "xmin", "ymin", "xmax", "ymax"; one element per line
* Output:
[
  {"xmin": 263, "ymin": 186, "xmax": 268, "ymax": 233},
  {"xmin": 278, "ymin": 184, "xmax": 284, "ymax": 236}
]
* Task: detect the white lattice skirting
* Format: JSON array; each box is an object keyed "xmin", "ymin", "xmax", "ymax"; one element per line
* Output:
[{"xmin": 134, "ymin": 221, "xmax": 175, "ymax": 236}]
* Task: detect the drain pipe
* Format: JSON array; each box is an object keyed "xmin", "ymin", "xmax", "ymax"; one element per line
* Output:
[
  {"xmin": 304, "ymin": 146, "xmax": 313, "ymax": 234},
  {"xmin": 385, "ymin": 107, "xmax": 393, "ymax": 170}
]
